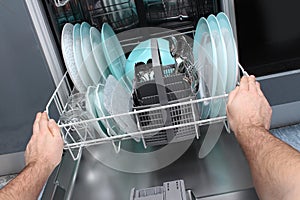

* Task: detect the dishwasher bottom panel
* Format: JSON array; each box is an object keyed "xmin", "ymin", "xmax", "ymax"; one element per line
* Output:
[{"xmin": 69, "ymin": 129, "xmax": 255, "ymax": 200}]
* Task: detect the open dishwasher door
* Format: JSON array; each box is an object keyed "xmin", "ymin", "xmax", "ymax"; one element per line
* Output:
[{"xmin": 42, "ymin": 130, "xmax": 257, "ymax": 200}]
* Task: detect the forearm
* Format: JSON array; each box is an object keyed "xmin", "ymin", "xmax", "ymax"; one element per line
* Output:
[
  {"xmin": 0, "ymin": 162, "xmax": 53, "ymax": 200},
  {"xmin": 235, "ymin": 127, "xmax": 300, "ymax": 200}
]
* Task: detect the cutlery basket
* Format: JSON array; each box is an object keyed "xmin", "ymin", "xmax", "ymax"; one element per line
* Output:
[{"xmin": 132, "ymin": 39, "xmax": 199, "ymax": 146}]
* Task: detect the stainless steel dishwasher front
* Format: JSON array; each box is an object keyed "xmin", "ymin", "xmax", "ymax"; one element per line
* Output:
[{"xmin": 42, "ymin": 128, "xmax": 256, "ymax": 200}]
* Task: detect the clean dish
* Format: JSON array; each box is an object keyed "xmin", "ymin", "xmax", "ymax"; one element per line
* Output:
[
  {"xmin": 61, "ymin": 23, "xmax": 86, "ymax": 93},
  {"xmin": 94, "ymin": 84, "xmax": 118, "ymax": 136},
  {"xmin": 90, "ymin": 27, "xmax": 110, "ymax": 81},
  {"xmin": 103, "ymin": 75, "xmax": 138, "ymax": 134},
  {"xmin": 217, "ymin": 12, "xmax": 239, "ymax": 93},
  {"xmin": 125, "ymin": 38, "xmax": 175, "ymax": 87},
  {"xmin": 101, "ymin": 23, "xmax": 130, "ymax": 90},
  {"xmin": 85, "ymin": 86, "xmax": 107, "ymax": 138},
  {"xmin": 193, "ymin": 17, "xmax": 218, "ymax": 119},
  {"xmin": 73, "ymin": 23, "xmax": 94, "ymax": 87},
  {"xmin": 97, "ymin": 78, "xmax": 122, "ymax": 136},
  {"xmin": 207, "ymin": 14, "xmax": 227, "ymax": 117},
  {"xmin": 80, "ymin": 22, "xmax": 102, "ymax": 85}
]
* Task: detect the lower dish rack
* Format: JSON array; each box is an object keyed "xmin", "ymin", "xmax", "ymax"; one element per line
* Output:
[{"xmin": 46, "ymin": 70, "xmax": 229, "ymax": 160}]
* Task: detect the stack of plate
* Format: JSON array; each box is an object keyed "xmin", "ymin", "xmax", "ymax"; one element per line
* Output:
[
  {"xmin": 193, "ymin": 12, "xmax": 239, "ymax": 119},
  {"xmin": 85, "ymin": 76, "xmax": 138, "ymax": 139},
  {"xmin": 61, "ymin": 22, "xmax": 135, "ymax": 137},
  {"xmin": 61, "ymin": 22, "xmax": 130, "ymax": 93}
]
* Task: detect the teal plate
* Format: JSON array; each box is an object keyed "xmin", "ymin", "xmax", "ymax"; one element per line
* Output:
[
  {"xmin": 207, "ymin": 14, "xmax": 227, "ymax": 117},
  {"xmin": 193, "ymin": 17, "xmax": 218, "ymax": 119},
  {"xmin": 217, "ymin": 12, "xmax": 239, "ymax": 94}
]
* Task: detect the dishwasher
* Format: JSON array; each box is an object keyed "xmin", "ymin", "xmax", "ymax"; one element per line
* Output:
[{"xmin": 1, "ymin": 0, "xmax": 300, "ymax": 199}]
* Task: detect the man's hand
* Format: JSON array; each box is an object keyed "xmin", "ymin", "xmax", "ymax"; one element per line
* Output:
[
  {"xmin": 25, "ymin": 112, "xmax": 64, "ymax": 172},
  {"xmin": 0, "ymin": 112, "xmax": 64, "ymax": 200},
  {"xmin": 226, "ymin": 75, "xmax": 272, "ymax": 135}
]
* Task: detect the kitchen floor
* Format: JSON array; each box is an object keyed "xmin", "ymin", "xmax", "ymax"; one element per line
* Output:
[
  {"xmin": 271, "ymin": 123, "xmax": 300, "ymax": 151},
  {"xmin": 0, "ymin": 174, "xmax": 17, "ymax": 189}
]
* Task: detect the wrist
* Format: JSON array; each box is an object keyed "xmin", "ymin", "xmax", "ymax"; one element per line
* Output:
[
  {"xmin": 234, "ymin": 125, "xmax": 267, "ymax": 138},
  {"xmin": 26, "ymin": 159, "xmax": 56, "ymax": 175}
]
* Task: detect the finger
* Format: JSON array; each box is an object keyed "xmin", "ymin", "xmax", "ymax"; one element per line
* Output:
[
  {"xmin": 48, "ymin": 119, "xmax": 61, "ymax": 137},
  {"xmin": 33, "ymin": 112, "xmax": 42, "ymax": 135},
  {"xmin": 39, "ymin": 112, "xmax": 49, "ymax": 133},
  {"xmin": 256, "ymin": 81, "xmax": 264, "ymax": 97},
  {"xmin": 248, "ymin": 75, "xmax": 257, "ymax": 93},
  {"xmin": 227, "ymin": 86, "xmax": 239, "ymax": 105},
  {"xmin": 239, "ymin": 76, "xmax": 249, "ymax": 91}
]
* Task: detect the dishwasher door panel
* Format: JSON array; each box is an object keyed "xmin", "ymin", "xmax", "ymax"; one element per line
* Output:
[{"xmin": 70, "ymin": 130, "xmax": 253, "ymax": 199}]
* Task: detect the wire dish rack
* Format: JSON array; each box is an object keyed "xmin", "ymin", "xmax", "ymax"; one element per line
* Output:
[
  {"xmin": 46, "ymin": 69, "xmax": 229, "ymax": 160},
  {"xmin": 46, "ymin": 25, "xmax": 238, "ymax": 160},
  {"xmin": 80, "ymin": 0, "xmax": 139, "ymax": 31},
  {"xmin": 145, "ymin": 0, "xmax": 197, "ymax": 23}
]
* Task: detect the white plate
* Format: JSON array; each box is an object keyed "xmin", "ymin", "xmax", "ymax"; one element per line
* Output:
[
  {"xmin": 73, "ymin": 23, "xmax": 93, "ymax": 87},
  {"xmin": 103, "ymin": 76, "xmax": 140, "ymax": 141},
  {"xmin": 193, "ymin": 17, "xmax": 218, "ymax": 119},
  {"xmin": 61, "ymin": 23, "xmax": 86, "ymax": 92},
  {"xmin": 217, "ymin": 12, "xmax": 239, "ymax": 93},
  {"xmin": 80, "ymin": 22, "xmax": 102, "ymax": 85},
  {"xmin": 94, "ymin": 84, "xmax": 119, "ymax": 136},
  {"xmin": 94, "ymin": 84, "xmax": 116, "ymax": 136},
  {"xmin": 90, "ymin": 27, "xmax": 110, "ymax": 82},
  {"xmin": 85, "ymin": 86, "xmax": 107, "ymax": 138},
  {"xmin": 207, "ymin": 14, "xmax": 227, "ymax": 117},
  {"xmin": 97, "ymin": 79, "xmax": 121, "ymax": 136}
]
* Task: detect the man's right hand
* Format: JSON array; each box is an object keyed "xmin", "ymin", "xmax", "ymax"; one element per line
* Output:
[{"xmin": 226, "ymin": 75, "xmax": 272, "ymax": 135}]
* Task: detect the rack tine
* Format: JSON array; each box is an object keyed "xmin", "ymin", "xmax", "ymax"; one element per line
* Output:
[
  {"xmin": 112, "ymin": 140, "xmax": 122, "ymax": 153},
  {"xmin": 224, "ymin": 120, "xmax": 231, "ymax": 134}
]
